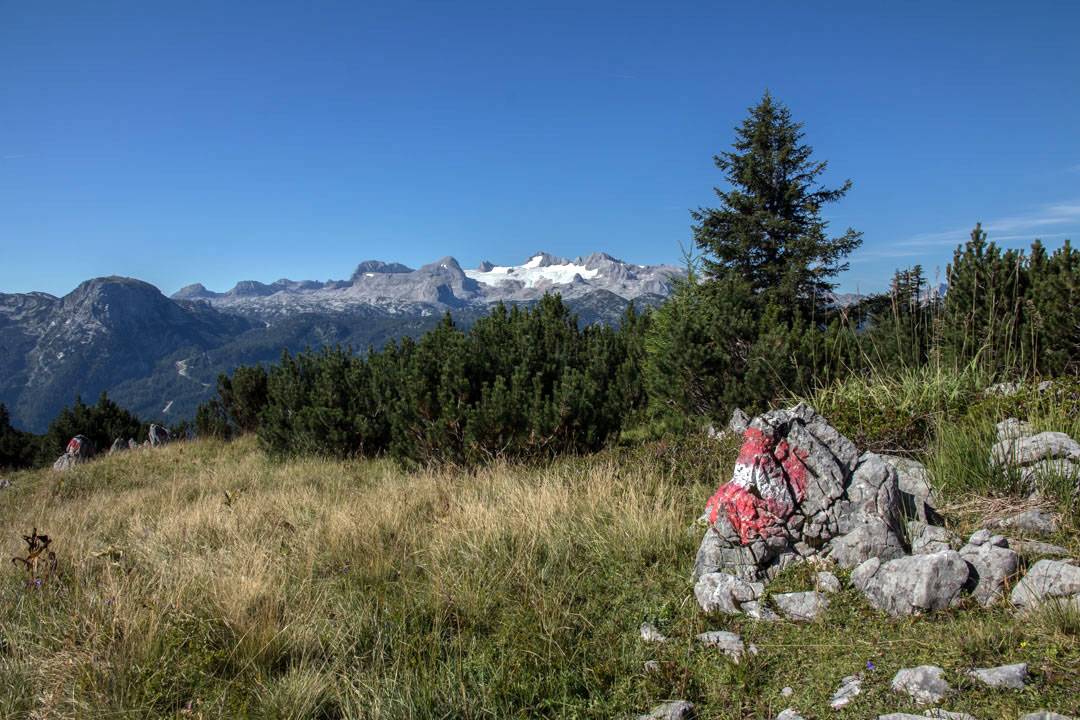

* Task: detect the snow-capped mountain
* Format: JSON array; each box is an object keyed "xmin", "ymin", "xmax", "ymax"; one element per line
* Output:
[
  {"xmin": 172, "ymin": 252, "xmax": 682, "ymax": 319},
  {"xmin": 1, "ymin": 252, "xmax": 681, "ymax": 431}
]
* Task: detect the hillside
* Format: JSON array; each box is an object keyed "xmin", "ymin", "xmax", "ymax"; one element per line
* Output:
[{"xmin": 1, "ymin": 379, "xmax": 1077, "ymax": 719}]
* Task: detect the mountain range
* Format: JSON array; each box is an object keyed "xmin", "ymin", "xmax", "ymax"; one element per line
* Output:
[{"xmin": 0, "ymin": 252, "xmax": 682, "ymax": 432}]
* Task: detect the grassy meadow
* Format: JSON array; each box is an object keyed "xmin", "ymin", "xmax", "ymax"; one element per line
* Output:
[{"xmin": 0, "ymin": 376, "xmax": 1078, "ymax": 719}]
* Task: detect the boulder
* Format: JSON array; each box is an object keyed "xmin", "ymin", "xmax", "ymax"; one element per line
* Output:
[
  {"xmin": 1011, "ymin": 560, "xmax": 1080, "ymax": 610},
  {"xmin": 815, "ymin": 571, "xmax": 841, "ymax": 594},
  {"xmin": 968, "ymin": 662, "xmax": 1027, "ymax": 689},
  {"xmin": 891, "ymin": 665, "xmax": 951, "ymax": 704},
  {"xmin": 1008, "ymin": 539, "xmax": 1071, "ymax": 559},
  {"xmin": 729, "ymin": 407, "xmax": 750, "ymax": 435},
  {"xmin": 637, "ymin": 700, "xmax": 695, "ymax": 720},
  {"xmin": 696, "ymin": 405, "xmax": 906, "ymax": 580},
  {"xmin": 959, "ymin": 534, "xmax": 1020, "ymax": 606},
  {"xmin": 772, "ymin": 591, "xmax": 829, "ymax": 621},
  {"xmin": 1018, "ymin": 713, "xmax": 1078, "ymax": 720},
  {"xmin": 693, "ymin": 572, "xmax": 763, "ymax": 614},
  {"xmin": 52, "ymin": 453, "xmax": 80, "ymax": 472},
  {"xmin": 775, "ymin": 710, "xmax": 806, "ymax": 720},
  {"xmin": 109, "ymin": 437, "xmax": 126, "ymax": 454},
  {"xmin": 853, "ymin": 551, "xmax": 970, "ymax": 616}
]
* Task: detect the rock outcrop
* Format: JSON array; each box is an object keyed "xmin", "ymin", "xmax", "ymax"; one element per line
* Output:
[
  {"xmin": 991, "ymin": 419, "xmax": 1080, "ymax": 494},
  {"xmin": 1011, "ymin": 559, "xmax": 1080, "ymax": 610},
  {"xmin": 852, "ymin": 551, "xmax": 970, "ymax": 616}
]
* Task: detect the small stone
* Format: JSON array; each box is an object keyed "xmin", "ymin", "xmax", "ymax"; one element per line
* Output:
[
  {"xmin": 729, "ymin": 407, "xmax": 750, "ymax": 435},
  {"xmin": 1019, "ymin": 713, "xmax": 1079, "ymax": 720},
  {"xmin": 816, "ymin": 571, "xmax": 841, "ymax": 594},
  {"xmin": 695, "ymin": 630, "xmax": 752, "ymax": 661},
  {"xmin": 877, "ymin": 715, "xmax": 925, "ymax": 720},
  {"xmin": 772, "ymin": 591, "xmax": 829, "ymax": 621},
  {"xmin": 740, "ymin": 600, "xmax": 780, "ymax": 621},
  {"xmin": 781, "ymin": 686, "xmax": 793, "ymax": 697},
  {"xmin": 991, "ymin": 509, "xmax": 1059, "ymax": 537},
  {"xmin": 996, "ymin": 417, "xmax": 1034, "ymax": 441},
  {"xmin": 829, "ymin": 674, "xmax": 862, "ymax": 709},
  {"xmin": 923, "ymin": 710, "xmax": 980, "ymax": 720},
  {"xmin": 643, "ymin": 660, "xmax": 660, "ymax": 673},
  {"xmin": 891, "ymin": 665, "xmax": 951, "ymax": 705},
  {"xmin": 640, "ymin": 621, "xmax": 668, "ymax": 644},
  {"xmin": 968, "ymin": 662, "xmax": 1027, "ymax": 689},
  {"xmin": 636, "ymin": 700, "xmax": 695, "ymax": 720},
  {"xmin": 775, "ymin": 710, "xmax": 806, "ymax": 720},
  {"xmin": 1009, "ymin": 539, "xmax": 1072, "ymax": 558},
  {"xmin": 694, "ymin": 572, "xmax": 761, "ymax": 614}
]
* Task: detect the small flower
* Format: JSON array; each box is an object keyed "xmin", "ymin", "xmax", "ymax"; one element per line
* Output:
[{"xmin": 866, "ymin": 660, "xmax": 876, "ymax": 671}]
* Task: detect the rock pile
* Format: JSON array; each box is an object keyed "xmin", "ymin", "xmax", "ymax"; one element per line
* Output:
[
  {"xmin": 693, "ymin": 404, "xmax": 1073, "ymax": 619},
  {"xmin": 52, "ymin": 434, "xmax": 94, "ymax": 472},
  {"xmin": 991, "ymin": 418, "xmax": 1080, "ymax": 494}
]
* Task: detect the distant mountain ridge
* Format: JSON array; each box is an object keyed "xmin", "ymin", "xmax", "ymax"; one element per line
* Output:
[{"xmin": 1, "ymin": 252, "xmax": 682, "ymax": 432}]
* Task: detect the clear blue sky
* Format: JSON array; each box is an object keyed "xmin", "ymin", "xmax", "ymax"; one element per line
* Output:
[{"xmin": 2, "ymin": 1, "xmax": 1078, "ymax": 296}]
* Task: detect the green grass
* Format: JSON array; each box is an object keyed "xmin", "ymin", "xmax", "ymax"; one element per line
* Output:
[{"xmin": 0, "ymin": 392, "xmax": 1078, "ymax": 718}]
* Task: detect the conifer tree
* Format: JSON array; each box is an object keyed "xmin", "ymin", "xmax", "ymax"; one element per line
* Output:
[{"xmin": 693, "ymin": 91, "xmax": 862, "ymax": 312}]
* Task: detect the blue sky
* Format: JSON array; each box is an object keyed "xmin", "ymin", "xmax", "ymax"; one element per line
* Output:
[{"xmin": 1, "ymin": 0, "xmax": 1078, "ymax": 296}]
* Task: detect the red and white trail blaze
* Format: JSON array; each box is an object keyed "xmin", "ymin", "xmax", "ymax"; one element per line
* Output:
[{"xmin": 705, "ymin": 426, "xmax": 810, "ymax": 544}]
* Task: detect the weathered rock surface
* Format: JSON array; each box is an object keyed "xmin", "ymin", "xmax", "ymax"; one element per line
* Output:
[
  {"xmin": 1018, "ymin": 712, "xmax": 1078, "ymax": 720},
  {"xmin": 774, "ymin": 710, "xmax": 806, "ymax": 720},
  {"xmin": 695, "ymin": 630, "xmax": 754, "ymax": 661},
  {"xmin": 772, "ymin": 591, "xmax": 829, "ymax": 621},
  {"xmin": 639, "ymin": 622, "xmax": 667, "ymax": 644},
  {"xmin": 1011, "ymin": 559, "xmax": 1080, "ymax": 610},
  {"xmin": 693, "ymin": 572, "xmax": 763, "ymax": 614},
  {"xmin": 1009, "ymin": 539, "xmax": 1071, "ymax": 558},
  {"xmin": 911, "ymin": 524, "xmax": 960, "ymax": 555},
  {"xmin": 991, "ymin": 431, "xmax": 1080, "ymax": 468},
  {"xmin": 968, "ymin": 662, "xmax": 1027, "ymax": 689},
  {"xmin": 829, "ymin": 674, "xmax": 862, "ymax": 709},
  {"xmin": 729, "ymin": 408, "xmax": 750, "ymax": 436},
  {"xmin": 991, "ymin": 509, "xmax": 1059, "ymax": 537},
  {"xmin": 637, "ymin": 700, "xmax": 695, "ymax": 720},
  {"xmin": 853, "ymin": 551, "xmax": 970, "ymax": 616},
  {"xmin": 881, "ymin": 454, "xmax": 938, "ymax": 522},
  {"xmin": 109, "ymin": 437, "xmax": 126, "ymax": 454},
  {"xmin": 924, "ymin": 710, "xmax": 980, "ymax": 720},
  {"xmin": 148, "ymin": 423, "xmax": 171, "ymax": 447},
  {"xmin": 815, "ymin": 570, "xmax": 841, "ymax": 594},
  {"xmin": 959, "ymin": 533, "xmax": 1020, "ymax": 606},
  {"xmin": 696, "ymin": 405, "xmax": 905, "ymax": 580},
  {"xmin": 891, "ymin": 665, "xmax": 951, "ymax": 704}
]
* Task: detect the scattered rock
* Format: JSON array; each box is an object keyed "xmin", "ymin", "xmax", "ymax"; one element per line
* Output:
[
  {"xmin": 640, "ymin": 622, "xmax": 668, "ymax": 644},
  {"xmin": 127, "ymin": 438, "xmax": 138, "ymax": 450},
  {"xmin": 53, "ymin": 434, "xmax": 95, "ymax": 472},
  {"xmin": 990, "ymin": 509, "xmax": 1059, "ymax": 537},
  {"xmin": 148, "ymin": 423, "xmax": 171, "ymax": 447},
  {"xmin": 985, "ymin": 382, "xmax": 1022, "ymax": 397},
  {"xmin": 924, "ymin": 710, "xmax": 980, "ymax": 720},
  {"xmin": 643, "ymin": 660, "xmax": 660, "ymax": 673},
  {"xmin": 780, "ymin": 686, "xmax": 793, "ymax": 697},
  {"xmin": 911, "ymin": 523, "xmax": 960, "ymax": 555},
  {"xmin": 729, "ymin": 408, "xmax": 750, "ymax": 436},
  {"xmin": 881, "ymin": 454, "xmax": 938, "ymax": 522},
  {"xmin": 1018, "ymin": 712, "xmax": 1079, "ymax": 720},
  {"xmin": 829, "ymin": 674, "xmax": 862, "ymax": 709},
  {"xmin": 816, "ymin": 570, "xmax": 841, "ymax": 594},
  {"xmin": 891, "ymin": 665, "xmax": 951, "ymax": 705},
  {"xmin": 109, "ymin": 437, "xmax": 127, "ymax": 454},
  {"xmin": 997, "ymin": 418, "xmax": 1035, "ymax": 441},
  {"xmin": 772, "ymin": 591, "xmax": 830, "ymax": 621},
  {"xmin": 991, "ymin": 431, "xmax": 1080, "ymax": 468},
  {"xmin": 1009, "ymin": 539, "xmax": 1071, "ymax": 558},
  {"xmin": 740, "ymin": 600, "xmax": 780, "ymax": 621},
  {"xmin": 877, "ymin": 715, "xmax": 925, "ymax": 720},
  {"xmin": 853, "ymin": 551, "xmax": 970, "ymax": 616},
  {"xmin": 695, "ymin": 630, "xmax": 754, "ymax": 661},
  {"xmin": 959, "ymin": 533, "xmax": 1020, "ymax": 606},
  {"xmin": 693, "ymin": 572, "xmax": 763, "ymax": 614},
  {"xmin": 1011, "ymin": 559, "xmax": 1080, "ymax": 610},
  {"xmin": 775, "ymin": 710, "xmax": 806, "ymax": 720},
  {"xmin": 0, "ymin": 477, "xmax": 10, "ymax": 490},
  {"xmin": 968, "ymin": 662, "xmax": 1027, "ymax": 690},
  {"xmin": 637, "ymin": 700, "xmax": 695, "ymax": 720}
]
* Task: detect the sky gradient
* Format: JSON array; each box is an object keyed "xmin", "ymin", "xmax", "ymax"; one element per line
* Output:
[{"xmin": 2, "ymin": 0, "xmax": 1078, "ymax": 296}]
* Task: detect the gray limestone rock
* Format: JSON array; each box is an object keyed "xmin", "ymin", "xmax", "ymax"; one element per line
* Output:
[
  {"xmin": 1011, "ymin": 559, "xmax": 1080, "ymax": 610},
  {"xmin": 693, "ymin": 572, "xmax": 762, "ymax": 614},
  {"xmin": 881, "ymin": 454, "xmax": 938, "ymax": 522},
  {"xmin": 695, "ymin": 630, "xmax": 754, "ymax": 661},
  {"xmin": 639, "ymin": 621, "xmax": 668, "ymax": 644},
  {"xmin": 853, "ymin": 551, "xmax": 970, "ymax": 616},
  {"xmin": 637, "ymin": 701, "xmax": 695, "ymax": 720},
  {"xmin": 774, "ymin": 710, "xmax": 806, "ymax": 720},
  {"xmin": 1008, "ymin": 539, "xmax": 1071, "ymax": 558},
  {"xmin": 991, "ymin": 509, "xmax": 1059, "ymax": 537},
  {"xmin": 968, "ymin": 662, "xmax": 1027, "ymax": 690},
  {"xmin": 829, "ymin": 674, "xmax": 862, "ymax": 709},
  {"xmin": 997, "ymin": 418, "xmax": 1034, "ymax": 441},
  {"xmin": 729, "ymin": 407, "xmax": 750, "ymax": 436},
  {"xmin": 912, "ymin": 524, "xmax": 960, "ymax": 555},
  {"xmin": 891, "ymin": 665, "xmax": 951, "ymax": 705},
  {"xmin": 991, "ymin": 431, "xmax": 1080, "ymax": 468},
  {"xmin": 740, "ymin": 600, "xmax": 780, "ymax": 622},
  {"xmin": 924, "ymin": 711, "xmax": 980, "ymax": 720},
  {"xmin": 960, "ymin": 536, "xmax": 1020, "ymax": 606},
  {"xmin": 816, "ymin": 571, "xmax": 841, "ymax": 594},
  {"xmin": 772, "ymin": 591, "xmax": 830, "ymax": 621},
  {"xmin": 1018, "ymin": 713, "xmax": 1078, "ymax": 720}
]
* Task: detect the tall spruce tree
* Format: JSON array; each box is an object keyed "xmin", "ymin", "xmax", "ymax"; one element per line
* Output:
[{"xmin": 692, "ymin": 92, "xmax": 862, "ymax": 312}]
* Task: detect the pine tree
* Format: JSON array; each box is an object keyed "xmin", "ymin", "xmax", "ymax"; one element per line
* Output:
[{"xmin": 693, "ymin": 92, "xmax": 862, "ymax": 312}]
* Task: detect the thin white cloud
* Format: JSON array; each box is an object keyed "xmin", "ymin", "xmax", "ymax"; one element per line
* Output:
[{"xmin": 899, "ymin": 200, "xmax": 1080, "ymax": 248}]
